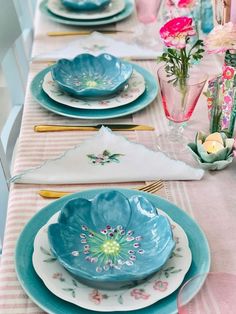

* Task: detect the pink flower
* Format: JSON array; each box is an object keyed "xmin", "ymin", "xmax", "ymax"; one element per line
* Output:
[
  {"xmin": 130, "ymin": 288, "xmax": 150, "ymax": 300},
  {"xmin": 153, "ymin": 280, "xmax": 168, "ymax": 291},
  {"xmin": 159, "ymin": 16, "xmax": 196, "ymax": 49},
  {"xmin": 224, "ymin": 95, "xmax": 232, "ymax": 105},
  {"xmin": 166, "ymin": 0, "xmax": 175, "ymax": 6},
  {"xmin": 223, "ymin": 66, "xmax": 234, "ymax": 80},
  {"xmin": 89, "ymin": 289, "xmax": 103, "ymax": 304},
  {"xmin": 178, "ymin": 0, "xmax": 196, "ymax": 8},
  {"xmin": 205, "ymin": 22, "xmax": 236, "ymax": 54}
]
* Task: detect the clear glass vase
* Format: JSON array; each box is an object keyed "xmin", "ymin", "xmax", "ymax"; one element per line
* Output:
[{"xmin": 157, "ymin": 66, "xmax": 207, "ymax": 145}]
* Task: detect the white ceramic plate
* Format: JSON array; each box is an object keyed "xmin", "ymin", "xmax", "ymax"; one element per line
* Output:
[
  {"xmin": 32, "ymin": 210, "xmax": 192, "ymax": 312},
  {"xmin": 47, "ymin": 0, "xmax": 125, "ymax": 20},
  {"xmin": 42, "ymin": 70, "xmax": 146, "ymax": 110}
]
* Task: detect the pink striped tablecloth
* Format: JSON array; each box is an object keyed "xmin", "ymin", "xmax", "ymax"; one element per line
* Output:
[{"xmin": 1, "ymin": 1, "xmax": 236, "ymax": 313}]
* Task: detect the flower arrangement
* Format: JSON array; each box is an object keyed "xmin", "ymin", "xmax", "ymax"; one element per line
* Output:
[
  {"xmin": 204, "ymin": 22, "xmax": 236, "ymax": 137},
  {"xmin": 157, "ymin": 16, "xmax": 204, "ymax": 89}
]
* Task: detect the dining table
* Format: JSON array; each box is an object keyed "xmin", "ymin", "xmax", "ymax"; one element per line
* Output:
[{"xmin": 0, "ymin": 0, "xmax": 236, "ymax": 313}]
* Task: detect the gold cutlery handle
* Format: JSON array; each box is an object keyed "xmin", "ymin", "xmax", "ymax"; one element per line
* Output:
[
  {"xmin": 47, "ymin": 30, "xmax": 134, "ymax": 36},
  {"xmin": 47, "ymin": 31, "xmax": 92, "ymax": 36},
  {"xmin": 39, "ymin": 190, "xmax": 71, "ymax": 198},
  {"xmin": 34, "ymin": 125, "xmax": 155, "ymax": 132},
  {"xmin": 38, "ymin": 181, "xmax": 163, "ymax": 199},
  {"xmin": 34, "ymin": 125, "xmax": 98, "ymax": 132}
]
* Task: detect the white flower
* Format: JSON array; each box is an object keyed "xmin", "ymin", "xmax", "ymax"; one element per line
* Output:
[{"xmin": 205, "ymin": 22, "xmax": 236, "ymax": 53}]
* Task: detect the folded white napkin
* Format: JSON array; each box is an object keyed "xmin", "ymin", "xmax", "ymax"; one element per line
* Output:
[
  {"xmin": 11, "ymin": 127, "xmax": 204, "ymax": 184},
  {"xmin": 32, "ymin": 31, "xmax": 160, "ymax": 61}
]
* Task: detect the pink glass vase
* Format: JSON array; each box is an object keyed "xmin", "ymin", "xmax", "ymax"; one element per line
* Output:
[{"xmin": 157, "ymin": 65, "xmax": 207, "ymax": 143}]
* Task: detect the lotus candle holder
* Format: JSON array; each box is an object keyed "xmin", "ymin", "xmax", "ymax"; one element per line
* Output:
[{"xmin": 187, "ymin": 131, "xmax": 235, "ymax": 170}]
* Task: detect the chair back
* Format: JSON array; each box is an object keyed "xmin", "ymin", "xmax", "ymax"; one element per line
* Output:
[
  {"xmin": 13, "ymin": 0, "xmax": 36, "ymax": 58},
  {"xmin": 0, "ymin": 0, "xmax": 32, "ymax": 251}
]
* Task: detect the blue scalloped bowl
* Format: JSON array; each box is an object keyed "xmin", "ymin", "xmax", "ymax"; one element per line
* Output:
[
  {"xmin": 48, "ymin": 190, "xmax": 175, "ymax": 290},
  {"xmin": 60, "ymin": 0, "xmax": 111, "ymax": 11},
  {"xmin": 51, "ymin": 54, "xmax": 133, "ymax": 99}
]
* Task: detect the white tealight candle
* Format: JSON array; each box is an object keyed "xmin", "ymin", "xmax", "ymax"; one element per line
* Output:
[{"xmin": 202, "ymin": 141, "xmax": 224, "ymax": 154}]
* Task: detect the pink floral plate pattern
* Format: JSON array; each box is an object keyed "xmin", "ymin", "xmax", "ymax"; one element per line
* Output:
[
  {"xmin": 32, "ymin": 210, "xmax": 192, "ymax": 312},
  {"xmin": 42, "ymin": 69, "xmax": 146, "ymax": 110}
]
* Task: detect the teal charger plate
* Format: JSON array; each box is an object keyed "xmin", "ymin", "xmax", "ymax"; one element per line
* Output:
[
  {"xmin": 40, "ymin": 0, "xmax": 133, "ymax": 26},
  {"xmin": 30, "ymin": 63, "xmax": 158, "ymax": 119},
  {"xmin": 15, "ymin": 188, "xmax": 210, "ymax": 314}
]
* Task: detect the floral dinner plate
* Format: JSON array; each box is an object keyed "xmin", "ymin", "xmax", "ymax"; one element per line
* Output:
[
  {"xmin": 42, "ymin": 70, "xmax": 145, "ymax": 110},
  {"xmin": 15, "ymin": 188, "xmax": 210, "ymax": 314},
  {"xmin": 47, "ymin": 0, "xmax": 125, "ymax": 20},
  {"xmin": 33, "ymin": 209, "xmax": 191, "ymax": 311},
  {"xmin": 40, "ymin": 0, "xmax": 133, "ymax": 26}
]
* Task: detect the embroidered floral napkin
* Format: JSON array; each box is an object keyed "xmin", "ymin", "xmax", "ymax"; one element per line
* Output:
[
  {"xmin": 32, "ymin": 32, "xmax": 160, "ymax": 61},
  {"xmin": 11, "ymin": 127, "xmax": 204, "ymax": 184}
]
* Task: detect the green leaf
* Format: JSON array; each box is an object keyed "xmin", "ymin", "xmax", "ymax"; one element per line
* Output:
[
  {"xmin": 43, "ymin": 257, "xmax": 57, "ymax": 263},
  {"xmin": 164, "ymin": 266, "xmax": 175, "ymax": 271},
  {"xmin": 40, "ymin": 246, "xmax": 52, "ymax": 256},
  {"xmin": 110, "ymin": 153, "xmax": 124, "ymax": 158},
  {"xmin": 118, "ymin": 295, "xmax": 123, "ymax": 304},
  {"xmin": 72, "ymin": 279, "xmax": 78, "ymax": 287},
  {"xmin": 87, "ymin": 154, "xmax": 96, "ymax": 159},
  {"xmin": 225, "ymin": 80, "xmax": 231, "ymax": 89},
  {"xmin": 103, "ymin": 150, "xmax": 110, "ymax": 156},
  {"xmin": 170, "ymin": 269, "xmax": 182, "ymax": 273}
]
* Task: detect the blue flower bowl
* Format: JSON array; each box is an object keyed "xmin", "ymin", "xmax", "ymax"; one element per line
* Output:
[
  {"xmin": 60, "ymin": 0, "xmax": 111, "ymax": 11},
  {"xmin": 48, "ymin": 190, "xmax": 175, "ymax": 290},
  {"xmin": 51, "ymin": 54, "xmax": 133, "ymax": 99}
]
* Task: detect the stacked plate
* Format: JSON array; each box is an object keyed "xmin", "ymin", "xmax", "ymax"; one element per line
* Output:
[
  {"xmin": 31, "ymin": 53, "xmax": 158, "ymax": 119},
  {"xmin": 15, "ymin": 188, "xmax": 211, "ymax": 314},
  {"xmin": 40, "ymin": 0, "xmax": 134, "ymax": 26}
]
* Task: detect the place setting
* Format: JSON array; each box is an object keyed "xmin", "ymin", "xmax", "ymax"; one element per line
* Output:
[
  {"xmin": 40, "ymin": 0, "xmax": 134, "ymax": 26},
  {"xmin": 30, "ymin": 52, "xmax": 158, "ymax": 119},
  {"xmin": 15, "ymin": 188, "xmax": 210, "ymax": 314}
]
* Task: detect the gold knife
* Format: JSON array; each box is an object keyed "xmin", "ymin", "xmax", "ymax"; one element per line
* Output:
[
  {"xmin": 47, "ymin": 30, "xmax": 134, "ymax": 36},
  {"xmin": 39, "ymin": 190, "xmax": 71, "ymax": 198},
  {"xmin": 34, "ymin": 124, "xmax": 155, "ymax": 132}
]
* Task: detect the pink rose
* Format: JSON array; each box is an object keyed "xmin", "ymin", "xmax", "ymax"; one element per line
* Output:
[
  {"xmin": 160, "ymin": 16, "xmax": 196, "ymax": 49},
  {"xmin": 178, "ymin": 0, "xmax": 196, "ymax": 8},
  {"xmin": 130, "ymin": 288, "xmax": 150, "ymax": 300},
  {"xmin": 153, "ymin": 280, "xmax": 168, "ymax": 291},
  {"xmin": 89, "ymin": 289, "xmax": 103, "ymax": 304}
]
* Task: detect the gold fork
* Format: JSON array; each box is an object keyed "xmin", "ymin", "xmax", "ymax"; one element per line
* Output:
[{"xmin": 38, "ymin": 180, "xmax": 164, "ymax": 199}]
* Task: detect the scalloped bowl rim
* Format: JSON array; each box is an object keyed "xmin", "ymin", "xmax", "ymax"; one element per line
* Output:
[
  {"xmin": 51, "ymin": 54, "xmax": 133, "ymax": 97},
  {"xmin": 48, "ymin": 191, "xmax": 175, "ymax": 284},
  {"xmin": 61, "ymin": 0, "xmax": 111, "ymax": 11}
]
